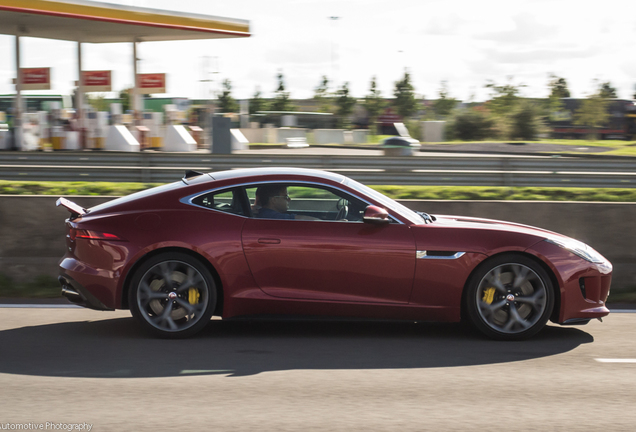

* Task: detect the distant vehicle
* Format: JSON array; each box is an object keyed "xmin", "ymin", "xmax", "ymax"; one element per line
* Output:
[
  {"xmin": 57, "ymin": 168, "xmax": 612, "ymax": 339},
  {"xmin": 0, "ymin": 94, "xmax": 72, "ymax": 114},
  {"xmin": 550, "ymin": 98, "xmax": 636, "ymax": 140}
]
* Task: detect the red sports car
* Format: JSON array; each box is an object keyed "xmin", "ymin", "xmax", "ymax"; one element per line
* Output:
[{"xmin": 56, "ymin": 168, "xmax": 612, "ymax": 339}]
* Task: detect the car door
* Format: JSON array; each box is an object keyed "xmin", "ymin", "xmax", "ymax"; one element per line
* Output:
[{"xmin": 241, "ymin": 183, "xmax": 416, "ymax": 304}]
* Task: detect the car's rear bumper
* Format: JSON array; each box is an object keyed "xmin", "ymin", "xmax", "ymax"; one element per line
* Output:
[{"xmin": 58, "ymin": 274, "xmax": 114, "ymax": 311}]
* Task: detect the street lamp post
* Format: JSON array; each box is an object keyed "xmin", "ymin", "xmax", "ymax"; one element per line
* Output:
[{"xmin": 328, "ymin": 16, "xmax": 340, "ymax": 89}]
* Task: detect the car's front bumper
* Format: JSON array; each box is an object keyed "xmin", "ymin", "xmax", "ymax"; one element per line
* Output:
[{"xmin": 527, "ymin": 240, "xmax": 612, "ymax": 324}]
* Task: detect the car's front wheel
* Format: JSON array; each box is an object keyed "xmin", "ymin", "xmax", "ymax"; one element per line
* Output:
[
  {"xmin": 466, "ymin": 254, "xmax": 554, "ymax": 340},
  {"xmin": 129, "ymin": 252, "xmax": 217, "ymax": 338}
]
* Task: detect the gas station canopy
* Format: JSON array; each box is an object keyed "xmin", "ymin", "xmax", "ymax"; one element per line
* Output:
[
  {"xmin": 0, "ymin": 0, "xmax": 250, "ymax": 42},
  {"xmin": 0, "ymin": 0, "xmax": 250, "ymax": 151}
]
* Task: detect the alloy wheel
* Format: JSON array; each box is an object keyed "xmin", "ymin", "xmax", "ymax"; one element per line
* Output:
[
  {"xmin": 136, "ymin": 260, "xmax": 210, "ymax": 333},
  {"xmin": 476, "ymin": 263, "xmax": 548, "ymax": 335}
]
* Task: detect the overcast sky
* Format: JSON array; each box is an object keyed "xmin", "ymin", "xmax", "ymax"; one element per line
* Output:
[{"xmin": 0, "ymin": 0, "xmax": 635, "ymax": 102}]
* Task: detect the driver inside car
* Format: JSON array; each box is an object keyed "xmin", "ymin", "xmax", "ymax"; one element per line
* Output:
[{"xmin": 255, "ymin": 185, "xmax": 318, "ymax": 220}]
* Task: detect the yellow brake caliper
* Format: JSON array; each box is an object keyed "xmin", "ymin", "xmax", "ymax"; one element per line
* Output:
[
  {"xmin": 482, "ymin": 287, "xmax": 496, "ymax": 304},
  {"xmin": 188, "ymin": 287, "xmax": 200, "ymax": 304}
]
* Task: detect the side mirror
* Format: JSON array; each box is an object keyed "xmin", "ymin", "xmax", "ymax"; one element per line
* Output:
[{"xmin": 363, "ymin": 205, "xmax": 390, "ymax": 224}]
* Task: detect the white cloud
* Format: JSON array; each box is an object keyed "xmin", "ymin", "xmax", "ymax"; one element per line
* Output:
[{"xmin": 0, "ymin": 0, "xmax": 635, "ymax": 102}]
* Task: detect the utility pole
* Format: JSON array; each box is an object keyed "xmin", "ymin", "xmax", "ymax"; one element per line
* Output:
[{"xmin": 199, "ymin": 56, "xmax": 219, "ymax": 148}]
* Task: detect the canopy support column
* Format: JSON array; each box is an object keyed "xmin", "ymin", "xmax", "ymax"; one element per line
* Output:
[
  {"xmin": 77, "ymin": 41, "xmax": 85, "ymax": 149},
  {"xmin": 13, "ymin": 35, "xmax": 22, "ymax": 151},
  {"xmin": 132, "ymin": 39, "xmax": 142, "ymax": 121}
]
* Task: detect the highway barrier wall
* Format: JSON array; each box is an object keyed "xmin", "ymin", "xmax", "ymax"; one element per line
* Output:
[
  {"xmin": 2, "ymin": 151, "xmax": 636, "ymax": 187},
  {"xmin": 1, "ymin": 196, "xmax": 634, "ymax": 295}
]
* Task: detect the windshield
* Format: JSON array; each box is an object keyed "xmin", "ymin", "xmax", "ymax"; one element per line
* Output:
[{"xmin": 345, "ymin": 178, "xmax": 425, "ymax": 225}]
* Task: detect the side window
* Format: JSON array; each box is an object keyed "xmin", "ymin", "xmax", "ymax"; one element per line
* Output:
[
  {"xmin": 245, "ymin": 184, "xmax": 367, "ymax": 222},
  {"xmin": 287, "ymin": 186, "xmax": 342, "ymax": 215},
  {"xmin": 191, "ymin": 188, "xmax": 246, "ymax": 216}
]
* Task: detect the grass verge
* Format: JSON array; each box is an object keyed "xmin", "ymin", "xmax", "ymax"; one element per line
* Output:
[
  {"xmin": 372, "ymin": 186, "xmax": 636, "ymax": 202},
  {"xmin": 0, "ymin": 274, "xmax": 61, "ymax": 298},
  {"xmin": 0, "ymin": 181, "xmax": 160, "ymax": 196},
  {"xmin": 0, "ymin": 180, "xmax": 636, "ymax": 202},
  {"xmin": 5, "ymin": 181, "xmax": 636, "ymax": 202},
  {"xmin": 606, "ymin": 290, "xmax": 636, "ymax": 304}
]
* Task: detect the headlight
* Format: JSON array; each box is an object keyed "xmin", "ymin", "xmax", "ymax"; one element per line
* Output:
[{"xmin": 544, "ymin": 237, "xmax": 605, "ymax": 263}]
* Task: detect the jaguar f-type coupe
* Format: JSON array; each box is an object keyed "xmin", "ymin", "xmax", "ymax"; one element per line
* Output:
[{"xmin": 56, "ymin": 168, "xmax": 612, "ymax": 339}]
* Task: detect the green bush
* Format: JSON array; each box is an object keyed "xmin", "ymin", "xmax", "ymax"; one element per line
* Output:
[
  {"xmin": 510, "ymin": 101, "xmax": 544, "ymax": 140},
  {"xmin": 405, "ymin": 119, "xmax": 422, "ymax": 141},
  {"xmin": 447, "ymin": 108, "xmax": 493, "ymax": 141}
]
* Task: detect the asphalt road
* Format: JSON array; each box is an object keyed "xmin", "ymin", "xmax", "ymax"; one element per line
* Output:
[{"xmin": 0, "ymin": 308, "xmax": 635, "ymax": 431}]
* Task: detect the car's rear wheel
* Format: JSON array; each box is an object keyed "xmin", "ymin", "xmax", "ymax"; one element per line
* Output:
[
  {"xmin": 466, "ymin": 254, "xmax": 554, "ymax": 340},
  {"xmin": 129, "ymin": 252, "xmax": 216, "ymax": 338}
]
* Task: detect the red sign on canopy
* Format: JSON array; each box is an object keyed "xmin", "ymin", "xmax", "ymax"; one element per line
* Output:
[
  {"xmin": 82, "ymin": 70, "xmax": 112, "ymax": 92},
  {"xmin": 21, "ymin": 68, "xmax": 51, "ymax": 90},
  {"xmin": 138, "ymin": 73, "xmax": 166, "ymax": 94}
]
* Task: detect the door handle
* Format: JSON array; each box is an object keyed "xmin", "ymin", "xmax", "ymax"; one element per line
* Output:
[{"xmin": 258, "ymin": 238, "xmax": 281, "ymax": 244}]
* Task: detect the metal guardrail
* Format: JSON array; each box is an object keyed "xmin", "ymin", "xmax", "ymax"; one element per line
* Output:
[{"xmin": 1, "ymin": 151, "xmax": 635, "ymax": 187}]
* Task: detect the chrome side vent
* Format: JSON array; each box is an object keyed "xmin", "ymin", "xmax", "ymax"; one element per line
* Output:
[{"xmin": 416, "ymin": 251, "xmax": 466, "ymax": 260}]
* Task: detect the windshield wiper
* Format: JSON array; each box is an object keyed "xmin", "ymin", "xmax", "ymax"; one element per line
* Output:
[{"xmin": 416, "ymin": 211, "xmax": 436, "ymax": 224}]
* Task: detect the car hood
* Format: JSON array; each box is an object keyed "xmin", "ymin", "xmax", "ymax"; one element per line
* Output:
[
  {"xmin": 409, "ymin": 214, "xmax": 576, "ymax": 256},
  {"xmin": 431, "ymin": 214, "xmax": 566, "ymax": 239}
]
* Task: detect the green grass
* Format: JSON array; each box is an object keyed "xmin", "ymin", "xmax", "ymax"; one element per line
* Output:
[
  {"xmin": 246, "ymin": 137, "xmax": 636, "ymax": 152},
  {"xmin": 366, "ymin": 134, "xmax": 393, "ymax": 144},
  {"xmin": 0, "ymin": 181, "xmax": 160, "ymax": 196},
  {"xmin": 604, "ymin": 147, "xmax": 636, "ymax": 156},
  {"xmin": 607, "ymin": 290, "xmax": 636, "ymax": 304},
  {"xmin": 402, "ymin": 139, "xmax": 636, "ymax": 156},
  {"xmin": 536, "ymin": 139, "xmax": 634, "ymax": 147},
  {"xmin": 0, "ymin": 274, "xmax": 61, "ymax": 298},
  {"xmin": 3, "ymin": 181, "xmax": 636, "ymax": 202},
  {"xmin": 371, "ymin": 186, "xmax": 636, "ymax": 202}
]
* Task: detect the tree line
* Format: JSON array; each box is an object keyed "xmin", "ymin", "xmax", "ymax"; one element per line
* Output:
[
  {"xmin": 218, "ymin": 71, "xmax": 629, "ymax": 140},
  {"xmin": 123, "ymin": 69, "xmax": 628, "ymax": 140}
]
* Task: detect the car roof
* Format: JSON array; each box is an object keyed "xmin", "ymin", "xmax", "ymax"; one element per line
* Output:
[
  {"xmin": 209, "ymin": 167, "xmax": 347, "ymax": 184},
  {"xmin": 87, "ymin": 168, "xmax": 347, "ymax": 216}
]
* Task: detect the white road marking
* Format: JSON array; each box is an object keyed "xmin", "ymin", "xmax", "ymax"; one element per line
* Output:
[
  {"xmin": 595, "ymin": 358, "xmax": 636, "ymax": 363},
  {"xmin": 609, "ymin": 309, "xmax": 636, "ymax": 313}
]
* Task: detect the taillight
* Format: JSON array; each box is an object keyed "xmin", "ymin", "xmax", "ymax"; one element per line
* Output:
[{"xmin": 69, "ymin": 228, "xmax": 124, "ymax": 241}]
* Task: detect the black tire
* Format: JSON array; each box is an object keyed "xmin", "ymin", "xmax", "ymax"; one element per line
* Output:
[
  {"xmin": 465, "ymin": 254, "xmax": 554, "ymax": 340},
  {"xmin": 128, "ymin": 252, "xmax": 217, "ymax": 338}
]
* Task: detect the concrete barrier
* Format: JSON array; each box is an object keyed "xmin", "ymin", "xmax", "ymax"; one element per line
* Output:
[
  {"xmin": 1, "ymin": 196, "xmax": 634, "ymax": 294},
  {"xmin": 230, "ymin": 129, "xmax": 249, "ymax": 151},
  {"xmin": 275, "ymin": 128, "xmax": 308, "ymax": 144},
  {"xmin": 239, "ymin": 128, "xmax": 265, "ymax": 144},
  {"xmin": 314, "ymin": 129, "xmax": 345, "ymax": 144},
  {"xmin": 352, "ymin": 130, "xmax": 369, "ymax": 144},
  {"xmin": 421, "ymin": 121, "xmax": 446, "ymax": 142}
]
